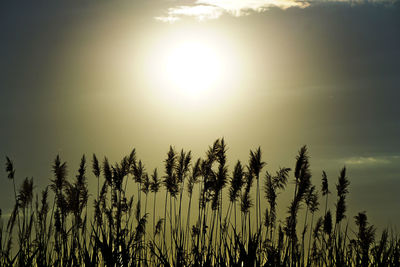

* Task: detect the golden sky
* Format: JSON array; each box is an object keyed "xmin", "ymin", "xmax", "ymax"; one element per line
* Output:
[{"xmin": 0, "ymin": 1, "xmax": 400, "ymax": 229}]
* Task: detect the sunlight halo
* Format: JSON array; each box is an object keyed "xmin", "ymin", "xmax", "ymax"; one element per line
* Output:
[{"xmin": 144, "ymin": 29, "xmax": 240, "ymax": 111}]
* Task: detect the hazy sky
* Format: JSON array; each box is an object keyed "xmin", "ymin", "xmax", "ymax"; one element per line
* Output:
[{"xmin": 1, "ymin": 1, "xmax": 399, "ymax": 230}]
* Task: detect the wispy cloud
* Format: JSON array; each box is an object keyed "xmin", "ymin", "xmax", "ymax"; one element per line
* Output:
[
  {"xmin": 155, "ymin": 0, "xmax": 396, "ymax": 22},
  {"xmin": 156, "ymin": 4, "xmax": 224, "ymax": 22},
  {"xmin": 344, "ymin": 155, "xmax": 400, "ymax": 166},
  {"xmin": 156, "ymin": 0, "xmax": 309, "ymax": 22}
]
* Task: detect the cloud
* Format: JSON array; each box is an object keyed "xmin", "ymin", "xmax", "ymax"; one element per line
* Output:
[
  {"xmin": 155, "ymin": 0, "xmax": 396, "ymax": 22},
  {"xmin": 156, "ymin": 0, "xmax": 309, "ymax": 22},
  {"xmin": 154, "ymin": 15, "xmax": 181, "ymax": 23},
  {"xmin": 344, "ymin": 155, "xmax": 400, "ymax": 166},
  {"xmin": 198, "ymin": 0, "xmax": 309, "ymax": 14},
  {"xmin": 156, "ymin": 4, "xmax": 224, "ymax": 22}
]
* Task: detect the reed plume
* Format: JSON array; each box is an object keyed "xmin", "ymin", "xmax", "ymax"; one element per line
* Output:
[{"xmin": 335, "ymin": 167, "xmax": 350, "ymax": 230}]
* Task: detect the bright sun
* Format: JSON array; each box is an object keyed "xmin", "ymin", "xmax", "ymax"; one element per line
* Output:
[
  {"xmin": 164, "ymin": 41, "xmax": 223, "ymax": 99},
  {"xmin": 143, "ymin": 29, "xmax": 240, "ymax": 111}
]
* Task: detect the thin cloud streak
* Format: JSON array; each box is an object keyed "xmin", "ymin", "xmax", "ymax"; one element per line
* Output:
[
  {"xmin": 155, "ymin": 0, "xmax": 396, "ymax": 22},
  {"xmin": 343, "ymin": 155, "xmax": 400, "ymax": 166},
  {"xmin": 156, "ymin": 0, "xmax": 309, "ymax": 21},
  {"xmin": 156, "ymin": 4, "xmax": 224, "ymax": 22},
  {"xmin": 199, "ymin": 0, "xmax": 309, "ymax": 14}
]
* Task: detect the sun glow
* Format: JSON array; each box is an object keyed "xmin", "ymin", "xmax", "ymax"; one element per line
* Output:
[
  {"xmin": 142, "ymin": 28, "xmax": 241, "ymax": 111},
  {"xmin": 164, "ymin": 41, "xmax": 223, "ymax": 99}
]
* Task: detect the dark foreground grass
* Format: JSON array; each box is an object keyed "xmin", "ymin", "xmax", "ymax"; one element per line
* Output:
[{"xmin": 1, "ymin": 139, "xmax": 399, "ymax": 266}]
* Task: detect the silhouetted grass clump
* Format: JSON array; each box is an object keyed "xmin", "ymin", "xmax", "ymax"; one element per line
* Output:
[{"xmin": 1, "ymin": 139, "xmax": 399, "ymax": 266}]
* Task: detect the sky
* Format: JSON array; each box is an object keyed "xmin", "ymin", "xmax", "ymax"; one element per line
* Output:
[{"xmin": 0, "ymin": 1, "xmax": 399, "ymax": 231}]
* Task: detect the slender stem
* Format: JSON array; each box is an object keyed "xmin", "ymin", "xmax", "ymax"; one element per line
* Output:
[
  {"xmin": 163, "ymin": 191, "xmax": 168, "ymax": 254},
  {"xmin": 307, "ymin": 213, "xmax": 315, "ymax": 266},
  {"xmin": 12, "ymin": 178, "xmax": 22, "ymax": 238},
  {"xmin": 185, "ymin": 193, "xmax": 193, "ymax": 252},
  {"xmin": 153, "ymin": 192, "xmax": 157, "ymax": 234}
]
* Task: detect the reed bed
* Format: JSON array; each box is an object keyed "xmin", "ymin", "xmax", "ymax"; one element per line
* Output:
[{"xmin": 1, "ymin": 139, "xmax": 399, "ymax": 266}]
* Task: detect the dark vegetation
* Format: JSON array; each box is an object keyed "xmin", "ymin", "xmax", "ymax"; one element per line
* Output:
[{"xmin": 1, "ymin": 139, "xmax": 399, "ymax": 266}]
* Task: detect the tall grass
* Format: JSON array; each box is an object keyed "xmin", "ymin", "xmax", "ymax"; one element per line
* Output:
[{"xmin": 1, "ymin": 139, "xmax": 399, "ymax": 266}]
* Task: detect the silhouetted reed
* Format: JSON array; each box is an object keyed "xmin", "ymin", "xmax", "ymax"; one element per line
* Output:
[{"xmin": 1, "ymin": 139, "xmax": 399, "ymax": 266}]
